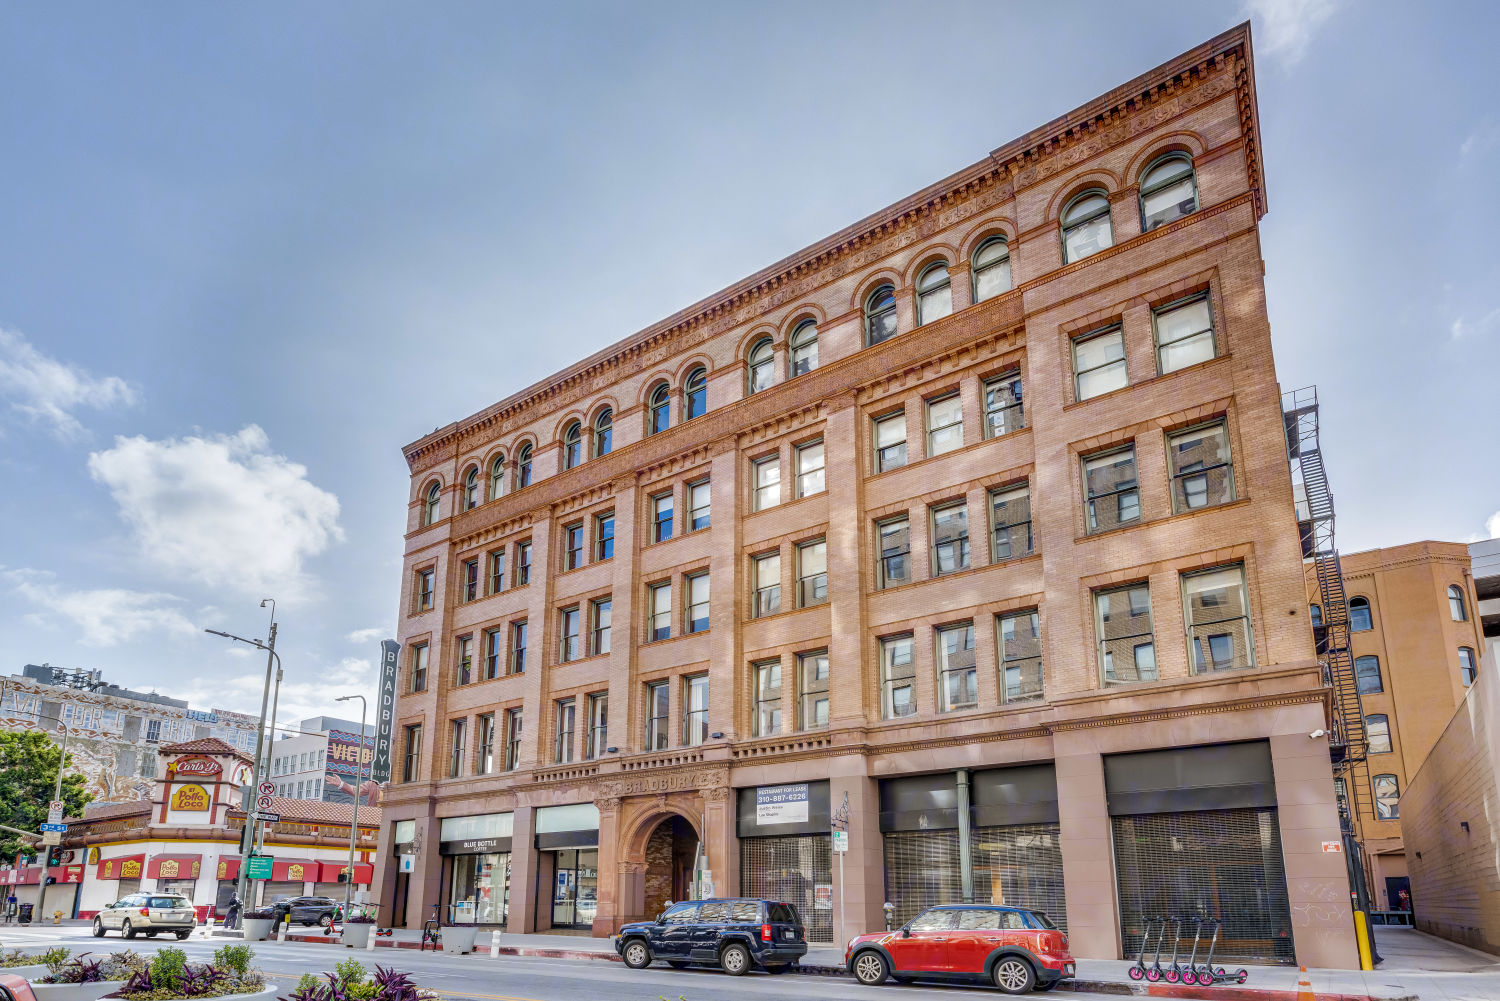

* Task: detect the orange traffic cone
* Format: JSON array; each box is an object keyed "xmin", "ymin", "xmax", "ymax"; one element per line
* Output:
[{"xmin": 1296, "ymin": 965, "xmax": 1314, "ymax": 1001}]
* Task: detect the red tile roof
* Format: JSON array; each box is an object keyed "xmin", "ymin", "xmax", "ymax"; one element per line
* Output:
[
  {"xmin": 231, "ymin": 798, "xmax": 381, "ymax": 827},
  {"xmin": 158, "ymin": 737, "xmax": 251, "ymax": 760}
]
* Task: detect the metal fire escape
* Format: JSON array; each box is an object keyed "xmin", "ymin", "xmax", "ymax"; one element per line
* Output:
[{"xmin": 1283, "ymin": 386, "xmax": 1376, "ymax": 911}]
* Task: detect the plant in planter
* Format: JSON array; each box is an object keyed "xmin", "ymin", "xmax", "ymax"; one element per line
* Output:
[
  {"xmin": 0, "ymin": 946, "xmax": 71, "ymax": 979},
  {"xmin": 109, "ymin": 946, "xmax": 268, "ymax": 1000},
  {"xmin": 31, "ymin": 950, "xmax": 146, "ymax": 1001},
  {"xmin": 338, "ymin": 912, "xmax": 376, "ymax": 950},
  {"xmin": 438, "ymin": 923, "xmax": 479, "ymax": 956},
  {"xmin": 239, "ymin": 910, "xmax": 276, "ymax": 943},
  {"xmin": 283, "ymin": 963, "xmax": 439, "ymax": 1001}
]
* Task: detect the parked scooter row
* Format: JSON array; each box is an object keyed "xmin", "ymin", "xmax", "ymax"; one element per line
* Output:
[{"xmin": 1127, "ymin": 915, "xmax": 1248, "ymax": 985}]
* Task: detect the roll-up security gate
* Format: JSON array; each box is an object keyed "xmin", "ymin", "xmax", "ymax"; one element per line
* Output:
[
  {"xmin": 1106, "ymin": 741, "xmax": 1294, "ymax": 966},
  {"xmin": 737, "ymin": 782, "xmax": 833, "ymax": 943}
]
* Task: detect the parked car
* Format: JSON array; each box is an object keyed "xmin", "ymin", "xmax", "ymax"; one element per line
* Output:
[
  {"xmin": 615, "ymin": 898, "xmax": 807, "ymax": 975},
  {"xmin": 92, "ymin": 893, "xmax": 196, "ymax": 940},
  {"xmin": 845, "ymin": 904, "xmax": 1074, "ymax": 994},
  {"xmin": 268, "ymin": 895, "xmax": 342, "ymax": 927}
]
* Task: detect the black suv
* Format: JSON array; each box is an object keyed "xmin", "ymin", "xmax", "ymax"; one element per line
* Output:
[
  {"xmin": 268, "ymin": 895, "xmax": 341, "ymax": 927},
  {"xmin": 615, "ymin": 898, "xmax": 807, "ymax": 976}
]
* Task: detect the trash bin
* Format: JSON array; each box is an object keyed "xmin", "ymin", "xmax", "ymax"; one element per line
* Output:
[{"xmin": 18, "ymin": 903, "xmax": 33, "ymax": 925}]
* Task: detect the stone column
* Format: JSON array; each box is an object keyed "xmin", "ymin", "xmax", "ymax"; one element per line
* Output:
[
  {"xmin": 824, "ymin": 397, "xmax": 866, "ymax": 724},
  {"xmin": 518, "ymin": 512, "xmax": 553, "ymax": 768},
  {"xmin": 702, "ymin": 784, "xmax": 737, "ymax": 899},
  {"xmin": 408, "ymin": 813, "xmax": 445, "ymax": 930},
  {"xmin": 593, "ymin": 797, "xmax": 621, "ymax": 934},
  {"xmin": 606, "ymin": 476, "xmax": 640, "ymax": 753},
  {"xmin": 706, "ymin": 438, "xmax": 743, "ymax": 739},
  {"xmin": 829, "ymin": 767, "xmax": 884, "ymax": 945},
  {"xmin": 506, "ymin": 805, "xmax": 537, "ymax": 933},
  {"xmin": 1054, "ymin": 738, "xmax": 1121, "ymax": 959}
]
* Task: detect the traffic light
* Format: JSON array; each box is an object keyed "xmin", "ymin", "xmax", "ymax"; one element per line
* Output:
[
  {"xmin": 337, "ymin": 872, "xmax": 349, "ymax": 883},
  {"xmin": 45, "ymin": 847, "xmax": 63, "ymax": 868}
]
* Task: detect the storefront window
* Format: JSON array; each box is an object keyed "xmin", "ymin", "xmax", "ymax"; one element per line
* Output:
[
  {"xmin": 449, "ymin": 853, "xmax": 510, "ymax": 925},
  {"xmin": 549, "ymin": 849, "xmax": 598, "ymax": 929}
]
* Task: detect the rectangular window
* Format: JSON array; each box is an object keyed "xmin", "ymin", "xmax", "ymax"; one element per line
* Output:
[
  {"xmin": 797, "ymin": 539, "xmax": 828, "ymax": 607},
  {"xmin": 683, "ymin": 674, "xmax": 709, "ymax": 746},
  {"xmin": 410, "ymin": 643, "xmax": 429, "ymax": 693},
  {"xmin": 448, "ymin": 718, "xmax": 467, "ymax": 778},
  {"xmin": 752, "ymin": 552, "xmax": 781, "ymax": 618},
  {"xmin": 586, "ymin": 693, "xmax": 609, "ymax": 759},
  {"xmin": 645, "ymin": 681, "xmax": 670, "ymax": 750},
  {"xmin": 1355, "ymin": 656, "xmax": 1382, "ymax": 694},
  {"xmin": 510, "ymin": 619, "xmax": 528, "ymax": 674},
  {"xmin": 686, "ymin": 572, "xmax": 710, "ymax": 633},
  {"xmin": 753, "ymin": 659, "xmax": 782, "ymax": 737},
  {"xmin": 488, "ymin": 550, "xmax": 506, "ymax": 594},
  {"xmin": 648, "ymin": 582, "xmax": 672, "ymax": 641},
  {"xmin": 652, "ymin": 491, "xmax": 674, "ymax": 542},
  {"xmin": 1084, "ymin": 447, "xmax": 1140, "ymax": 532},
  {"xmin": 936, "ymin": 622, "xmax": 978, "ymax": 712},
  {"xmin": 688, "ymin": 479, "xmax": 711, "ymax": 531},
  {"xmin": 483, "ymin": 627, "xmax": 502, "ymax": 679},
  {"xmin": 997, "ymin": 610, "xmax": 1043, "ymax": 703},
  {"xmin": 926, "ymin": 394, "xmax": 964, "ymax": 456},
  {"xmin": 1154, "ymin": 294, "xmax": 1216, "ymax": 374},
  {"xmin": 595, "ymin": 513, "xmax": 615, "ymax": 561},
  {"xmin": 753, "ymin": 456, "xmax": 781, "ymax": 511},
  {"xmin": 877, "ymin": 517, "xmax": 911, "ymax": 588},
  {"xmin": 416, "ymin": 568, "xmax": 435, "ymax": 611},
  {"xmin": 591, "ymin": 597, "xmax": 612, "ymax": 656},
  {"xmin": 874, "ymin": 411, "xmax": 908, "ymax": 472},
  {"xmin": 461, "ymin": 559, "xmax": 479, "ymax": 602},
  {"xmin": 798, "ymin": 650, "xmax": 830, "ymax": 731},
  {"xmin": 503, "ymin": 709, "xmax": 522, "ymax": 770},
  {"xmin": 990, "ymin": 484, "xmax": 1033, "ymax": 562},
  {"xmin": 515, "ymin": 541, "xmax": 532, "ymax": 586},
  {"xmin": 559, "ymin": 606, "xmax": 581, "ymax": 663},
  {"xmin": 1373, "ymin": 774, "xmax": 1400, "ymax": 820},
  {"xmin": 931, "ymin": 502, "xmax": 970, "ymax": 575},
  {"xmin": 455, "ymin": 635, "xmax": 473, "ymax": 687},
  {"xmin": 983, "ymin": 374, "xmax": 1025, "ymax": 438},
  {"xmin": 402, "ymin": 724, "xmax": 422, "ymax": 782},
  {"xmin": 563, "ymin": 522, "xmax": 584, "ymax": 570},
  {"xmin": 1168, "ymin": 421, "xmax": 1235, "ymax": 513},
  {"xmin": 554, "ymin": 699, "xmax": 575, "ymax": 764},
  {"xmin": 1073, "ymin": 326, "xmax": 1127, "ymax": 400},
  {"xmin": 1366, "ymin": 714, "xmax": 1392, "ymax": 754},
  {"xmin": 1096, "ymin": 584, "xmax": 1156, "ymax": 685},
  {"xmin": 1183, "ymin": 565, "xmax": 1254, "ymax": 674},
  {"xmin": 796, "ymin": 440, "xmax": 826, "ymax": 497},
  {"xmin": 477, "ymin": 713, "xmax": 495, "ymax": 774},
  {"xmin": 881, "ymin": 635, "xmax": 916, "ymax": 719}
]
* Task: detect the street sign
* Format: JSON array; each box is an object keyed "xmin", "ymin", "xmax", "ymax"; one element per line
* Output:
[
  {"xmin": 246, "ymin": 855, "xmax": 274, "ymax": 880},
  {"xmin": 256, "ymin": 794, "xmax": 274, "ymax": 810},
  {"xmin": 373, "ymin": 640, "xmax": 401, "ymax": 784},
  {"xmin": 47, "ymin": 801, "xmax": 63, "ymax": 825},
  {"xmin": 41, "ymin": 831, "xmax": 60, "ymax": 846},
  {"xmin": 1321, "ymin": 841, "xmax": 1343, "ymax": 853},
  {"xmin": 258, "ymin": 781, "xmax": 275, "ymax": 797},
  {"xmin": 39, "ymin": 824, "xmax": 66, "ymax": 833},
  {"xmin": 832, "ymin": 830, "xmax": 849, "ymax": 854},
  {"xmin": 253, "ymin": 812, "xmax": 281, "ymax": 823}
]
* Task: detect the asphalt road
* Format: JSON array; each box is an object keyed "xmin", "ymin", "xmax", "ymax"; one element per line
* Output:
[{"xmin": 0, "ymin": 924, "xmax": 1117, "ymax": 1001}]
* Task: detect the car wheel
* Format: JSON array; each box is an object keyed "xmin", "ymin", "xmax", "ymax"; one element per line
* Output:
[
  {"xmin": 852, "ymin": 950, "xmax": 889, "ymax": 986},
  {"xmin": 991, "ymin": 956, "xmax": 1036, "ymax": 995},
  {"xmin": 122, "ymin": 919, "xmax": 137, "ymax": 939},
  {"xmin": 92, "ymin": 917, "xmax": 105, "ymax": 938},
  {"xmin": 621, "ymin": 938, "xmax": 651, "ymax": 969},
  {"xmin": 719, "ymin": 943, "xmax": 751, "ymax": 976},
  {"xmin": 319, "ymin": 913, "xmax": 334, "ymax": 928},
  {"xmin": 176, "ymin": 930, "xmax": 191, "ymax": 940},
  {"xmin": 667, "ymin": 961, "xmax": 689, "ymax": 969}
]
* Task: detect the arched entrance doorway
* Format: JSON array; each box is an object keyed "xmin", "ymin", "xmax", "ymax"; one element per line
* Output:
[{"xmin": 642, "ymin": 815, "xmax": 699, "ymax": 919}]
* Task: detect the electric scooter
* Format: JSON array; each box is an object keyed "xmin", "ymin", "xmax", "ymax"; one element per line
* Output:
[
  {"xmin": 1161, "ymin": 917, "xmax": 1186, "ymax": 982},
  {"xmin": 1127, "ymin": 916, "xmax": 1162, "ymax": 981},
  {"xmin": 1145, "ymin": 915, "xmax": 1173, "ymax": 981},
  {"xmin": 1173, "ymin": 918, "xmax": 1204, "ymax": 984},
  {"xmin": 1186, "ymin": 918, "xmax": 1249, "ymax": 985}
]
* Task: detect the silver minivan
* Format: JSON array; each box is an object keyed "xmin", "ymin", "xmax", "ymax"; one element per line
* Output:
[{"xmin": 92, "ymin": 893, "xmax": 196, "ymax": 939}]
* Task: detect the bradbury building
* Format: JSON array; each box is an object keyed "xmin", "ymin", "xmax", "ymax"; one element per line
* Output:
[{"xmin": 376, "ymin": 24, "xmax": 1357, "ymax": 967}]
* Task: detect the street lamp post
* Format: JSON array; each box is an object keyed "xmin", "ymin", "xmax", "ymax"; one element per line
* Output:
[
  {"xmin": 335, "ymin": 695, "xmax": 368, "ymax": 925},
  {"xmin": 205, "ymin": 598, "xmax": 278, "ymax": 913}
]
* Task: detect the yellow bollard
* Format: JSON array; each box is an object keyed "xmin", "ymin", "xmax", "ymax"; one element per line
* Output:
[{"xmin": 1353, "ymin": 910, "xmax": 1374, "ymax": 971}]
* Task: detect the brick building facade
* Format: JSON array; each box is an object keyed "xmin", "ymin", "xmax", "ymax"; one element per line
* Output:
[{"xmin": 375, "ymin": 24, "xmax": 1358, "ymax": 968}]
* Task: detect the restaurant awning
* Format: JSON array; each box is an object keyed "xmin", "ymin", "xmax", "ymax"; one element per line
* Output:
[
  {"xmin": 96, "ymin": 854, "xmax": 146, "ymax": 881},
  {"xmin": 316, "ymin": 862, "xmax": 374, "ymax": 884},
  {"xmin": 47, "ymin": 865, "xmax": 85, "ymax": 884},
  {"xmin": 270, "ymin": 858, "xmax": 317, "ymax": 882},
  {"xmin": 146, "ymin": 854, "xmax": 203, "ymax": 879},
  {"xmin": 215, "ymin": 857, "xmax": 241, "ymax": 881}
]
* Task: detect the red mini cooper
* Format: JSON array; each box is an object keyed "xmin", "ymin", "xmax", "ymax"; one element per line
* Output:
[{"xmin": 845, "ymin": 904, "xmax": 1074, "ymax": 994}]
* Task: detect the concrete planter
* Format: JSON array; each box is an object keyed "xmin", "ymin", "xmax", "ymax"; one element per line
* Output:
[
  {"xmin": 441, "ymin": 925, "xmax": 479, "ymax": 955},
  {"xmin": 241, "ymin": 918, "xmax": 275, "ymax": 942},
  {"xmin": 27, "ymin": 981, "xmax": 126, "ymax": 1001},
  {"xmin": 0, "ymin": 966, "xmax": 52, "ymax": 980},
  {"xmin": 340, "ymin": 923, "xmax": 373, "ymax": 949}
]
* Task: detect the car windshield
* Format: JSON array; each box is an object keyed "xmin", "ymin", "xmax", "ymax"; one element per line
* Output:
[
  {"xmin": 1030, "ymin": 911, "xmax": 1058, "ymax": 930},
  {"xmin": 767, "ymin": 903, "xmax": 799, "ymax": 924},
  {"xmin": 149, "ymin": 897, "xmax": 188, "ymax": 908}
]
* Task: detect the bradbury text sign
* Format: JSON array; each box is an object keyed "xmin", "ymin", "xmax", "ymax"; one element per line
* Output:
[{"xmin": 372, "ymin": 639, "xmax": 400, "ymax": 784}]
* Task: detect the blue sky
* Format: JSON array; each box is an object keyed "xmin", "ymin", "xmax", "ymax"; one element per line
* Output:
[{"xmin": 1, "ymin": 1, "xmax": 1496, "ymax": 719}]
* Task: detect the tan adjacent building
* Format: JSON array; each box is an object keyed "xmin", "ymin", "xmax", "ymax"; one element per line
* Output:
[
  {"xmin": 376, "ymin": 24, "xmax": 1359, "ymax": 968},
  {"xmin": 1314, "ymin": 542, "xmax": 1484, "ymax": 912}
]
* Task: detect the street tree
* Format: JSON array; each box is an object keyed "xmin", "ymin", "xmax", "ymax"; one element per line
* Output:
[{"xmin": 0, "ymin": 730, "xmax": 93, "ymax": 858}]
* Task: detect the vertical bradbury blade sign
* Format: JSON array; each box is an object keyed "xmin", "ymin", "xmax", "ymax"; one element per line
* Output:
[{"xmin": 372, "ymin": 640, "xmax": 401, "ymax": 784}]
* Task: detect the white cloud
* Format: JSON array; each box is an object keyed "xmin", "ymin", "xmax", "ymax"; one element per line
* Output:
[
  {"xmin": 345, "ymin": 627, "xmax": 386, "ymax": 645},
  {"xmin": 1487, "ymin": 510, "xmax": 1500, "ymax": 540},
  {"xmin": 5, "ymin": 568, "xmax": 197, "ymax": 646},
  {"xmin": 179, "ymin": 656, "xmax": 377, "ymax": 722},
  {"xmin": 1245, "ymin": 0, "xmax": 1342, "ymax": 65},
  {"xmin": 87, "ymin": 426, "xmax": 344, "ymax": 599},
  {"xmin": 1460, "ymin": 119, "xmax": 1499, "ymax": 159},
  {"xmin": 1451, "ymin": 306, "xmax": 1500, "ymax": 340},
  {"xmin": 0, "ymin": 327, "xmax": 136, "ymax": 438}
]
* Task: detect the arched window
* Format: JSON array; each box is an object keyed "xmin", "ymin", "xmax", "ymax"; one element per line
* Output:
[
  {"xmin": 1355, "ymin": 655, "xmax": 1382, "ymax": 694},
  {"xmin": 1372, "ymin": 774, "xmax": 1399, "ymax": 820},
  {"xmin": 463, "ymin": 467, "xmax": 480, "ymax": 511},
  {"xmin": 684, "ymin": 368, "xmax": 707, "ymax": 420},
  {"xmin": 1365, "ymin": 714, "xmax": 1391, "ymax": 754},
  {"xmin": 747, "ymin": 339, "xmax": 774, "ymax": 395},
  {"xmin": 1459, "ymin": 646, "xmax": 1478, "ymax": 686},
  {"xmin": 562, "ymin": 422, "xmax": 583, "ymax": 469},
  {"xmin": 1309, "ymin": 604, "xmax": 1323, "ymax": 629},
  {"xmin": 488, "ymin": 454, "xmax": 505, "ymax": 501},
  {"xmin": 517, "ymin": 444, "xmax": 533, "ymax": 488},
  {"xmin": 593, "ymin": 408, "xmax": 613, "ymax": 458},
  {"xmin": 915, "ymin": 262, "xmax": 952, "ymax": 325},
  {"xmin": 865, "ymin": 284, "xmax": 898, "ymax": 346},
  {"xmin": 789, "ymin": 319, "xmax": 818, "ymax": 377},
  {"xmin": 1061, "ymin": 189, "xmax": 1113, "ymax": 263},
  {"xmin": 422, "ymin": 482, "xmax": 441, "ymax": 526},
  {"xmin": 971, "ymin": 237, "xmax": 1011, "ymax": 302},
  {"xmin": 1349, "ymin": 596, "xmax": 1373, "ymax": 632},
  {"xmin": 1449, "ymin": 585, "xmax": 1468, "ymax": 622},
  {"xmin": 648, "ymin": 383, "xmax": 671, "ymax": 435},
  {"xmin": 1139, "ymin": 154, "xmax": 1198, "ymax": 231}
]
